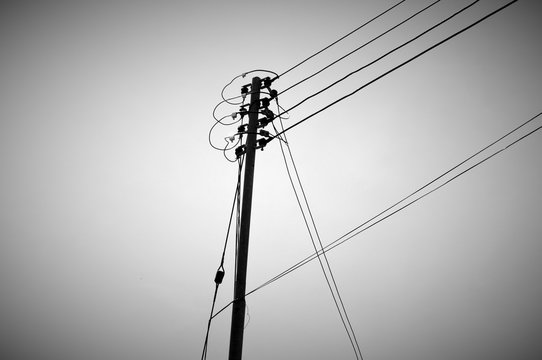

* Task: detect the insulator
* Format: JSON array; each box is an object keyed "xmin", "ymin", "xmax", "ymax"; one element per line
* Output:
[
  {"xmin": 239, "ymin": 107, "xmax": 248, "ymax": 119},
  {"xmin": 259, "ymin": 117, "xmax": 271, "ymax": 128},
  {"xmin": 237, "ymin": 124, "xmax": 247, "ymax": 133},
  {"xmin": 261, "ymin": 98, "xmax": 270, "ymax": 108},
  {"xmin": 257, "ymin": 138, "xmax": 269, "ymax": 149},
  {"xmin": 263, "ymin": 108, "xmax": 274, "ymax": 119},
  {"xmin": 269, "ymin": 89, "xmax": 278, "ymax": 99},
  {"xmin": 235, "ymin": 145, "xmax": 246, "ymax": 158},
  {"xmin": 263, "ymin": 77, "xmax": 272, "ymax": 89}
]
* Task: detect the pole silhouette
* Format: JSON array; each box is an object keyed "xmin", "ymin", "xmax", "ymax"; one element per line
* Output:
[{"xmin": 228, "ymin": 76, "xmax": 261, "ymax": 360}]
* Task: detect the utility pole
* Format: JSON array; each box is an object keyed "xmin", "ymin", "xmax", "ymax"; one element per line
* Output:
[{"xmin": 228, "ymin": 76, "xmax": 261, "ymax": 360}]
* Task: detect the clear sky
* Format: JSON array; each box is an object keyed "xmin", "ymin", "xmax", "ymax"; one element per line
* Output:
[{"xmin": 1, "ymin": 1, "xmax": 541, "ymax": 359}]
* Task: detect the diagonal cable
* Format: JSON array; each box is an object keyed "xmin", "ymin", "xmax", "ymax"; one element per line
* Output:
[
  {"xmin": 251, "ymin": 110, "xmax": 541, "ymax": 296},
  {"xmin": 208, "ymin": 111, "xmax": 541, "ymax": 323},
  {"xmin": 277, "ymin": 119, "xmax": 363, "ymax": 359},
  {"xmin": 272, "ymin": 0, "xmax": 517, "ymax": 141},
  {"xmin": 280, "ymin": 0, "xmax": 443, "ymax": 95},
  {"xmin": 201, "ymin": 157, "xmax": 243, "ymax": 360},
  {"xmin": 276, "ymin": 0, "xmax": 406, "ymax": 80},
  {"xmin": 274, "ymin": 0, "xmax": 480, "ymax": 123}
]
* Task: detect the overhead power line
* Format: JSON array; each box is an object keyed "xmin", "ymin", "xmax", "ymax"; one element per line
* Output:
[
  {"xmin": 201, "ymin": 158, "xmax": 244, "ymax": 360},
  {"xmin": 272, "ymin": 0, "xmax": 518, "ymax": 141},
  {"xmin": 205, "ymin": 1, "xmax": 525, "ymax": 352},
  {"xmin": 280, "ymin": 0, "xmax": 443, "ymax": 95},
  {"xmin": 276, "ymin": 118, "xmax": 363, "ymax": 359},
  {"xmin": 248, "ymin": 110, "xmax": 541, "ymax": 299},
  {"xmin": 274, "ymin": 0, "xmax": 480, "ymax": 127},
  {"xmin": 276, "ymin": 0, "xmax": 406, "ymax": 80},
  {"xmin": 209, "ymin": 110, "xmax": 542, "ymax": 321}
]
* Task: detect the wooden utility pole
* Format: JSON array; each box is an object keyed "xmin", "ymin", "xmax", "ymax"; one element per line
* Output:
[{"xmin": 228, "ymin": 76, "xmax": 261, "ymax": 360}]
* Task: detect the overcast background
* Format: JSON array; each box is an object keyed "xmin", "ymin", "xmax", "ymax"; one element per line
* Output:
[{"xmin": 1, "ymin": 0, "xmax": 541, "ymax": 359}]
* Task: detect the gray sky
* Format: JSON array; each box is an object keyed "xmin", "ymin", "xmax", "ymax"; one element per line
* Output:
[{"xmin": 1, "ymin": 1, "xmax": 541, "ymax": 359}]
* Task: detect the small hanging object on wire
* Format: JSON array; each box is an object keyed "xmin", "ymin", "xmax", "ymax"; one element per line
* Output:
[{"xmin": 214, "ymin": 267, "xmax": 225, "ymax": 285}]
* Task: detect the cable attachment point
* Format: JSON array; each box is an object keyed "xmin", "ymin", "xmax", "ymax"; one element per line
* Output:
[
  {"xmin": 256, "ymin": 138, "xmax": 270, "ymax": 150},
  {"xmin": 255, "ymin": 130, "xmax": 272, "ymax": 151},
  {"xmin": 214, "ymin": 269, "xmax": 225, "ymax": 285},
  {"xmin": 259, "ymin": 109, "xmax": 275, "ymax": 128},
  {"xmin": 237, "ymin": 124, "xmax": 248, "ymax": 133},
  {"xmin": 262, "ymin": 77, "xmax": 278, "ymax": 100},
  {"xmin": 261, "ymin": 98, "xmax": 270, "ymax": 109},
  {"xmin": 263, "ymin": 108, "xmax": 274, "ymax": 119},
  {"xmin": 263, "ymin": 77, "xmax": 272, "ymax": 88},
  {"xmin": 259, "ymin": 119, "xmax": 269, "ymax": 128},
  {"xmin": 239, "ymin": 107, "xmax": 248, "ymax": 120},
  {"xmin": 241, "ymin": 86, "xmax": 249, "ymax": 101},
  {"xmin": 235, "ymin": 145, "xmax": 246, "ymax": 158}
]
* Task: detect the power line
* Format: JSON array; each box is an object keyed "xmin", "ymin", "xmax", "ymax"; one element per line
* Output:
[
  {"xmin": 207, "ymin": 110, "xmax": 542, "ymax": 321},
  {"xmin": 201, "ymin": 157, "xmax": 244, "ymax": 360},
  {"xmin": 323, "ymin": 126, "xmax": 542, "ymax": 256},
  {"xmin": 205, "ymin": 0, "xmax": 524, "ymax": 347},
  {"xmin": 326, "ymin": 111, "xmax": 542, "ymax": 250},
  {"xmin": 248, "ymin": 109, "xmax": 541, "ymax": 298},
  {"xmin": 279, "ymin": 0, "xmax": 443, "ymax": 96},
  {"xmin": 207, "ymin": 0, "xmax": 524, "ymax": 319},
  {"xmin": 275, "ymin": 0, "xmax": 407, "ymax": 80},
  {"xmin": 276, "ymin": 118, "xmax": 363, "ymax": 359},
  {"xmin": 272, "ymin": 0, "xmax": 519, "ymax": 142},
  {"xmin": 273, "ymin": 0, "xmax": 481, "ymax": 126}
]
